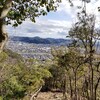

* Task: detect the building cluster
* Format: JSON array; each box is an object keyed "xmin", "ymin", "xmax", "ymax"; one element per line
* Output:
[{"xmin": 6, "ymin": 40, "xmax": 53, "ymax": 60}]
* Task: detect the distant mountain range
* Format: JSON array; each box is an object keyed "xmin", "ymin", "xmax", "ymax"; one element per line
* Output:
[{"xmin": 10, "ymin": 36, "xmax": 72, "ymax": 45}]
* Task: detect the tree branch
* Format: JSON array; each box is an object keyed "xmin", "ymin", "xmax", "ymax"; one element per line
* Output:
[
  {"xmin": 0, "ymin": 0, "xmax": 12, "ymax": 19},
  {"xmin": 30, "ymin": 85, "xmax": 42, "ymax": 100}
]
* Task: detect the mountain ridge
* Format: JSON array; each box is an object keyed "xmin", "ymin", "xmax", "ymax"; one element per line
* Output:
[{"xmin": 9, "ymin": 36, "xmax": 71, "ymax": 45}]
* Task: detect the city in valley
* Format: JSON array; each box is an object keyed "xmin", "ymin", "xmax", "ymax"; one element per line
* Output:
[{"xmin": 6, "ymin": 36, "xmax": 71, "ymax": 60}]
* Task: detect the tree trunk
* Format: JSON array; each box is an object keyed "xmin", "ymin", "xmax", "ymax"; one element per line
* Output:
[
  {"xmin": 63, "ymin": 73, "xmax": 68, "ymax": 100},
  {"xmin": 91, "ymin": 68, "xmax": 94, "ymax": 100},
  {"xmin": 0, "ymin": 19, "xmax": 8, "ymax": 52},
  {"xmin": 69, "ymin": 76, "xmax": 73, "ymax": 99},
  {"xmin": 89, "ymin": 34, "xmax": 94, "ymax": 100},
  {"xmin": 0, "ymin": 0, "xmax": 12, "ymax": 52},
  {"xmin": 74, "ymin": 72, "xmax": 77, "ymax": 100},
  {"xmin": 94, "ymin": 77, "xmax": 100, "ymax": 100}
]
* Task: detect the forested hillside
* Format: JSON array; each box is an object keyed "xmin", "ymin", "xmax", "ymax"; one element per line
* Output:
[{"xmin": 0, "ymin": 49, "xmax": 51, "ymax": 100}]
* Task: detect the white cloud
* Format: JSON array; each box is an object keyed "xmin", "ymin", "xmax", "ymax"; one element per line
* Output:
[
  {"xmin": 7, "ymin": 19, "xmax": 71, "ymax": 38},
  {"xmin": 7, "ymin": 0, "xmax": 100, "ymax": 38},
  {"xmin": 58, "ymin": 0, "xmax": 100, "ymax": 22}
]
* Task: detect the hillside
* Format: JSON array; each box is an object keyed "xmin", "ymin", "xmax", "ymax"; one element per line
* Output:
[{"xmin": 10, "ymin": 36, "xmax": 71, "ymax": 45}]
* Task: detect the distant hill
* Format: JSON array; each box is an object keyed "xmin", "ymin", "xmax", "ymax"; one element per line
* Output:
[{"xmin": 10, "ymin": 36, "xmax": 72, "ymax": 45}]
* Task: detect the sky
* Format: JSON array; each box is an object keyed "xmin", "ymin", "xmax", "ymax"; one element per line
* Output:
[{"xmin": 7, "ymin": 0, "xmax": 100, "ymax": 39}]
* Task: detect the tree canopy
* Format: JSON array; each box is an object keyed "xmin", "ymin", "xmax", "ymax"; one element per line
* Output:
[{"xmin": 0, "ymin": 0, "xmax": 61, "ymax": 26}]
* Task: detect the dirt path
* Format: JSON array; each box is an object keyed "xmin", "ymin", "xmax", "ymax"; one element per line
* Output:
[{"xmin": 36, "ymin": 92, "xmax": 63, "ymax": 100}]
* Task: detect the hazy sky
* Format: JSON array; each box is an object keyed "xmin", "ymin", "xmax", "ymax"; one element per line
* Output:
[{"xmin": 7, "ymin": 0, "xmax": 100, "ymax": 39}]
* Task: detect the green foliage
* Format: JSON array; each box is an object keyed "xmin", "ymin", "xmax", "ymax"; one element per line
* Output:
[
  {"xmin": 0, "ymin": 50, "xmax": 51, "ymax": 100},
  {"xmin": 68, "ymin": 13, "xmax": 100, "ymax": 99},
  {"xmin": 44, "ymin": 64, "xmax": 65, "ymax": 91},
  {"xmin": 44, "ymin": 46, "xmax": 100, "ymax": 99},
  {"xmin": 0, "ymin": 97, "xmax": 3, "ymax": 100},
  {"xmin": 0, "ymin": 52, "xmax": 8, "ymax": 62},
  {"xmin": 1, "ymin": 0, "xmax": 62, "ymax": 26}
]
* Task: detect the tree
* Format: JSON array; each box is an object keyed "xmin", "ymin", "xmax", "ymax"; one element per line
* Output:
[
  {"xmin": 0, "ymin": 0, "xmax": 61, "ymax": 52},
  {"xmin": 69, "ymin": 13, "xmax": 100, "ymax": 100},
  {"xmin": 0, "ymin": 50, "xmax": 51, "ymax": 100},
  {"xmin": 50, "ymin": 47, "xmax": 85, "ymax": 100}
]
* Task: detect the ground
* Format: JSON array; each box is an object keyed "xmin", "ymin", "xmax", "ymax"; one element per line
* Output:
[{"xmin": 36, "ymin": 92, "xmax": 63, "ymax": 100}]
